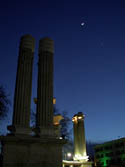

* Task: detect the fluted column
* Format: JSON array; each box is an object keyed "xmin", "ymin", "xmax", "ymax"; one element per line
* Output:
[
  {"xmin": 8, "ymin": 34, "xmax": 35, "ymax": 135},
  {"xmin": 36, "ymin": 37, "xmax": 54, "ymax": 136},
  {"xmin": 72, "ymin": 112, "xmax": 88, "ymax": 162},
  {"xmin": 72, "ymin": 114, "xmax": 79, "ymax": 157}
]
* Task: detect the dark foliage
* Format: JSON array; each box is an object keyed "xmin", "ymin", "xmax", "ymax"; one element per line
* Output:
[
  {"xmin": 30, "ymin": 109, "xmax": 36, "ymax": 126},
  {"xmin": 0, "ymin": 85, "xmax": 10, "ymax": 120},
  {"xmin": 60, "ymin": 111, "xmax": 71, "ymax": 139},
  {"xmin": 54, "ymin": 106, "xmax": 71, "ymax": 139}
]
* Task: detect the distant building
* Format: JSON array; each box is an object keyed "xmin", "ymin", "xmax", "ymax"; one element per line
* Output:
[{"xmin": 94, "ymin": 138, "xmax": 125, "ymax": 167}]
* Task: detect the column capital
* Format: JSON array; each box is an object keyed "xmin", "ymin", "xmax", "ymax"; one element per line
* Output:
[
  {"xmin": 72, "ymin": 112, "xmax": 85, "ymax": 123},
  {"xmin": 39, "ymin": 37, "xmax": 54, "ymax": 53},
  {"xmin": 20, "ymin": 34, "xmax": 35, "ymax": 52}
]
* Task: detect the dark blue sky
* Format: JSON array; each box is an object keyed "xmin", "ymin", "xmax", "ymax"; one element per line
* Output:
[{"xmin": 0, "ymin": 0, "xmax": 125, "ymax": 142}]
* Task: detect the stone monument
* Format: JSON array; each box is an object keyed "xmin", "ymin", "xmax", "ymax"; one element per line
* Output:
[
  {"xmin": 8, "ymin": 34, "xmax": 35, "ymax": 135},
  {"xmin": 35, "ymin": 37, "xmax": 55, "ymax": 136},
  {"xmin": 0, "ymin": 35, "xmax": 65, "ymax": 167},
  {"xmin": 63, "ymin": 112, "xmax": 92, "ymax": 167},
  {"xmin": 72, "ymin": 112, "xmax": 88, "ymax": 161}
]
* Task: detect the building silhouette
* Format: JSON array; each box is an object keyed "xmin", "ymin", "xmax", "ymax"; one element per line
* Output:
[{"xmin": 94, "ymin": 138, "xmax": 125, "ymax": 167}]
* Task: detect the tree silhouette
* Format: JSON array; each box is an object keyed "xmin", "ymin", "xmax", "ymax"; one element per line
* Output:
[
  {"xmin": 0, "ymin": 84, "xmax": 10, "ymax": 121},
  {"xmin": 54, "ymin": 106, "xmax": 71, "ymax": 139}
]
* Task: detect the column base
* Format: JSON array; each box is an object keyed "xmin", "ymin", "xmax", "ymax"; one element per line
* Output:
[
  {"xmin": 7, "ymin": 125, "xmax": 31, "ymax": 136},
  {"xmin": 63, "ymin": 160, "xmax": 93, "ymax": 167},
  {"xmin": 33, "ymin": 126, "xmax": 56, "ymax": 137}
]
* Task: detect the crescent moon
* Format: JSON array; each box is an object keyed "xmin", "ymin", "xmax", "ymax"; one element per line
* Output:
[{"xmin": 81, "ymin": 22, "xmax": 85, "ymax": 26}]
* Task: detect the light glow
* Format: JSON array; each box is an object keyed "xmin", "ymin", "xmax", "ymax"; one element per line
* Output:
[
  {"xmin": 63, "ymin": 160, "xmax": 84, "ymax": 164},
  {"xmin": 53, "ymin": 115, "xmax": 63, "ymax": 125},
  {"xmin": 73, "ymin": 154, "xmax": 89, "ymax": 162},
  {"xmin": 81, "ymin": 22, "xmax": 85, "ymax": 26},
  {"xmin": 78, "ymin": 116, "xmax": 83, "ymax": 119},
  {"xmin": 53, "ymin": 97, "xmax": 56, "ymax": 104},
  {"xmin": 67, "ymin": 152, "xmax": 72, "ymax": 157},
  {"xmin": 72, "ymin": 116, "xmax": 77, "ymax": 122},
  {"xmin": 59, "ymin": 137, "xmax": 63, "ymax": 139}
]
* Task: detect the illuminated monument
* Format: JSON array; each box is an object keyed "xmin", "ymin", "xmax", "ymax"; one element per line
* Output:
[
  {"xmin": 72, "ymin": 112, "xmax": 88, "ymax": 161},
  {"xmin": 0, "ymin": 35, "xmax": 65, "ymax": 167},
  {"xmin": 63, "ymin": 112, "xmax": 92, "ymax": 167}
]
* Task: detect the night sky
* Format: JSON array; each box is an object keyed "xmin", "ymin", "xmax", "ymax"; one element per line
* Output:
[{"xmin": 0, "ymin": 0, "xmax": 125, "ymax": 142}]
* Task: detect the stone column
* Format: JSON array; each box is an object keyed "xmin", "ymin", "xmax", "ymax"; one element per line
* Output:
[
  {"xmin": 72, "ymin": 112, "xmax": 88, "ymax": 162},
  {"xmin": 73, "ymin": 114, "xmax": 79, "ymax": 157},
  {"xmin": 8, "ymin": 34, "xmax": 35, "ymax": 135},
  {"xmin": 36, "ymin": 37, "xmax": 54, "ymax": 136}
]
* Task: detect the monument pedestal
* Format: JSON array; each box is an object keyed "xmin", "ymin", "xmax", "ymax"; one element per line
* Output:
[
  {"xmin": 62, "ymin": 160, "xmax": 93, "ymax": 167},
  {"xmin": 7, "ymin": 125, "xmax": 31, "ymax": 136},
  {"xmin": 0, "ymin": 135, "xmax": 66, "ymax": 167}
]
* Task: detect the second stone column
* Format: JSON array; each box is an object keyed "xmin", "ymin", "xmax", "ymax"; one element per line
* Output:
[{"xmin": 36, "ymin": 37, "xmax": 54, "ymax": 136}]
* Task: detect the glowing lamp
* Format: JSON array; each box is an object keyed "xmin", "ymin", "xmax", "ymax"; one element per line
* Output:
[
  {"xmin": 67, "ymin": 153, "xmax": 72, "ymax": 157},
  {"xmin": 53, "ymin": 97, "xmax": 56, "ymax": 104},
  {"xmin": 72, "ymin": 116, "xmax": 77, "ymax": 123}
]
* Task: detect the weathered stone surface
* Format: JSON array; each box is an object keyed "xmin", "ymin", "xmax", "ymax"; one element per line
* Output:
[
  {"xmin": 1, "ymin": 135, "xmax": 65, "ymax": 167},
  {"xmin": 8, "ymin": 34, "xmax": 35, "ymax": 135},
  {"xmin": 36, "ymin": 37, "xmax": 54, "ymax": 136}
]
